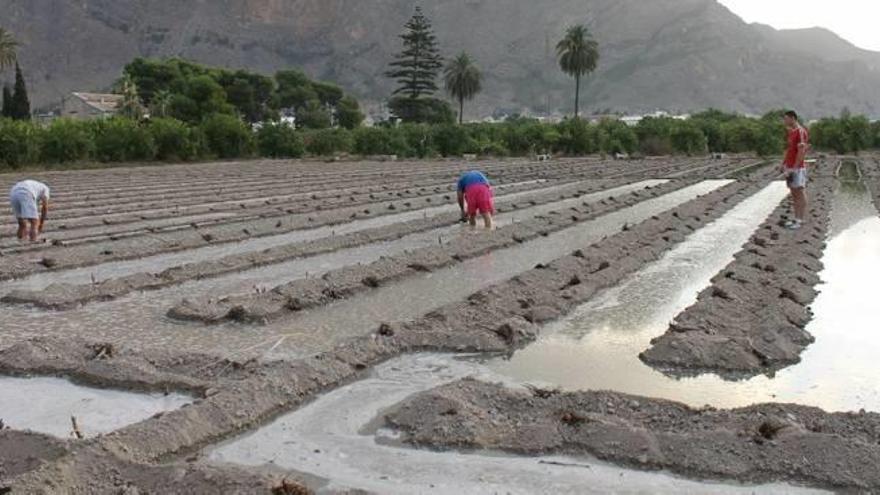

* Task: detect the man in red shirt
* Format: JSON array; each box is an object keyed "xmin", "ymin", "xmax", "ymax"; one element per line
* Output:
[{"xmin": 782, "ymin": 110, "xmax": 809, "ymax": 230}]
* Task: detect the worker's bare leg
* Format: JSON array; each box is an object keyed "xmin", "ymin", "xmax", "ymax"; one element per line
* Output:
[
  {"xmin": 16, "ymin": 219, "xmax": 27, "ymax": 240},
  {"xmin": 792, "ymin": 188, "xmax": 807, "ymax": 222},
  {"xmin": 481, "ymin": 212, "xmax": 494, "ymax": 230},
  {"xmin": 27, "ymin": 219, "xmax": 38, "ymax": 242},
  {"xmin": 468, "ymin": 214, "xmax": 477, "ymax": 228}
]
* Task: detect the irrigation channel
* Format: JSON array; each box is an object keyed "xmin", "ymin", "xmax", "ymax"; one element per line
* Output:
[{"xmin": 2, "ymin": 156, "xmax": 878, "ymax": 494}]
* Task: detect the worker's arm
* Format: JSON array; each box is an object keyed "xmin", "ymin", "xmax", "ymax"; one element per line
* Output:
[
  {"xmin": 457, "ymin": 190, "xmax": 466, "ymax": 220},
  {"xmin": 795, "ymin": 142, "xmax": 808, "ymax": 168},
  {"xmin": 39, "ymin": 198, "xmax": 48, "ymax": 232}
]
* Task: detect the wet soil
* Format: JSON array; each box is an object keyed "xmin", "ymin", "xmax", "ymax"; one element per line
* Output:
[
  {"xmin": 640, "ymin": 179, "xmax": 833, "ymax": 376},
  {"xmin": 2, "ymin": 179, "xmax": 647, "ymax": 309},
  {"xmin": 0, "ymin": 157, "xmax": 745, "ymax": 281},
  {"xmin": 0, "ymin": 165, "xmax": 774, "ymax": 493},
  {"xmin": 7, "ymin": 157, "xmax": 861, "ymax": 494},
  {"xmin": 0, "ymin": 430, "xmax": 68, "ymax": 483},
  {"xmin": 167, "ymin": 179, "xmax": 692, "ymax": 324},
  {"xmin": 384, "ymin": 378, "xmax": 880, "ymax": 492}
]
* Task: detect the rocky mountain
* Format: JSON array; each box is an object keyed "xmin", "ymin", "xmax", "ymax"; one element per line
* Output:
[{"xmin": 3, "ymin": 0, "xmax": 879, "ymax": 117}]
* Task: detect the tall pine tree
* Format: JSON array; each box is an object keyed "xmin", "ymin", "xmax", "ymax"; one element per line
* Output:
[
  {"xmin": 386, "ymin": 7, "xmax": 443, "ymax": 99},
  {"xmin": 10, "ymin": 62, "xmax": 29, "ymax": 120},
  {"xmin": 1, "ymin": 84, "xmax": 11, "ymax": 118},
  {"xmin": 385, "ymin": 7, "xmax": 453, "ymax": 124}
]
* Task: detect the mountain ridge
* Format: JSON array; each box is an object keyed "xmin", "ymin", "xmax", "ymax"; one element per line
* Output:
[{"xmin": 3, "ymin": 0, "xmax": 879, "ymax": 117}]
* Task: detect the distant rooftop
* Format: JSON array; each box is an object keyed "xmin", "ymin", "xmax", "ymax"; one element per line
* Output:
[{"xmin": 71, "ymin": 92, "xmax": 123, "ymax": 113}]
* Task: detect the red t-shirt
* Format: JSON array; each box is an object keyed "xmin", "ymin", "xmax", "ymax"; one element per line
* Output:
[{"xmin": 783, "ymin": 126, "xmax": 809, "ymax": 169}]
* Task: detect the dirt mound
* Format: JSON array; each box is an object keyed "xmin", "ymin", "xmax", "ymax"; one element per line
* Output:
[
  {"xmin": 385, "ymin": 378, "xmax": 880, "ymax": 491},
  {"xmin": 641, "ymin": 179, "xmax": 833, "ymax": 376}
]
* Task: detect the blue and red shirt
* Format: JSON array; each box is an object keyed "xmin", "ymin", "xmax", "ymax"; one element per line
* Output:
[{"xmin": 457, "ymin": 171, "xmax": 490, "ymax": 192}]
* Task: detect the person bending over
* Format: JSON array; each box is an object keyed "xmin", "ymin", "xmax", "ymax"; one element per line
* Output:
[
  {"xmin": 456, "ymin": 170, "xmax": 495, "ymax": 230},
  {"xmin": 9, "ymin": 179, "xmax": 50, "ymax": 242}
]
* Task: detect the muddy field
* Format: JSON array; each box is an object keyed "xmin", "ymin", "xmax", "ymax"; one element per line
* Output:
[{"xmin": 1, "ymin": 155, "xmax": 878, "ymax": 494}]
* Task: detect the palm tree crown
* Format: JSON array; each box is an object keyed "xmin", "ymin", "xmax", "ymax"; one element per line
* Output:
[
  {"xmin": 444, "ymin": 52, "xmax": 482, "ymax": 124},
  {"xmin": 557, "ymin": 25, "xmax": 599, "ymax": 119},
  {"xmin": 0, "ymin": 28, "xmax": 19, "ymax": 70}
]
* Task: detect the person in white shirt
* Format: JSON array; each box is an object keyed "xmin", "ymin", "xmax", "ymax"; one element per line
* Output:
[{"xmin": 9, "ymin": 179, "xmax": 51, "ymax": 242}]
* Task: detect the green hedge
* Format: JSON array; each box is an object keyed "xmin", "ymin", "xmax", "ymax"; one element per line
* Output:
[
  {"xmin": 41, "ymin": 119, "xmax": 94, "ymax": 163},
  {"xmin": 257, "ymin": 122, "xmax": 305, "ymax": 158},
  {"xmin": 3, "ymin": 110, "xmax": 879, "ymax": 170},
  {"xmin": 0, "ymin": 119, "xmax": 42, "ymax": 167},
  {"xmin": 150, "ymin": 117, "xmax": 202, "ymax": 161},
  {"xmin": 93, "ymin": 118, "xmax": 156, "ymax": 162}
]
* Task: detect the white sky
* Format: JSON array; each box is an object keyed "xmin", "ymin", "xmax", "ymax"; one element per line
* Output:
[{"xmin": 718, "ymin": 0, "xmax": 880, "ymax": 51}]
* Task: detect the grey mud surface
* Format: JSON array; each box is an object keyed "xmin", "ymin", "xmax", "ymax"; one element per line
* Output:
[
  {"xmin": 0, "ymin": 161, "xmax": 772, "ymax": 494},
  {"xmin": 3, "ymin": 178, "xmax": 659, "ymax": 310},
  {"xmin": 641, "ymin": 177, "xmax": 834, "ymax": 376},
  {"xmin": 7, "ymin": 157, "xmax": 876, "ymax": 494},
  {"xmin": 166, "ymin": 179, "xmax": 687, "ymax": 324},
  {"xmin": 0, "ymin": 156, "xmax": 742, "ymax": 282},
  {"xmin": 210, "ymin": 354, "xmax": 825, "ymax": 495},
  {"xmin": 385, "ymin": 378, "xmax": 880, "ymax": 492}
]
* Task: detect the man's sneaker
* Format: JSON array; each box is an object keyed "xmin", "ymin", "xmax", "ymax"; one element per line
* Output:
[{"xmin": 785, "ymin": 220, "xmax": 802, "ymax": 230}]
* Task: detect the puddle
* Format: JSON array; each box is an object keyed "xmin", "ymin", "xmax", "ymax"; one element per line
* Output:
[
  {"xmin": 0, "ymin": 376, "xmax": 190, "ymax": 438},
  {"xmin": 0, "ymin": 182, "xmax": 724, "ymax": 359},
  {"xmin": 0, "ymin": 180, "xmax": 557, "ymax": 292},
  {"xmin": 488, "ymin": 180, "xmax": 880, "ymax": 413},
  {"xmin": 206, "ymin": 354, "xmax": 826, "ymax": 495}
]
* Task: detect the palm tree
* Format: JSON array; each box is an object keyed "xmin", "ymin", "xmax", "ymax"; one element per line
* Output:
[
  {"xmin": 444, "ymin": 52, "xmax": 482, "ymax": 125},
  {"xmin": 151, "ymin": 89, "xmax": 172, "ymax": 118},
  {"xmin": 117, "ymin": 75, "xmax": 145, "ymax": 120},
  {"xmin": 0, "ymin": 28, "xmax": 19, "ymax": 70},
  {"xmin": 557, "ymin": 25, "xmax": 599, "ymax": 120}
]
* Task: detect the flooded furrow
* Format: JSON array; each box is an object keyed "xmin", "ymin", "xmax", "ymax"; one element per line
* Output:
[
  {"xmin": 487, "ymin": 180, "xmax": 880, "ymax": 413},
  {"xmin": 206, "ymin": 354, "xmax": 825, "ymax": 495},
  {"xmin": 0, "ymin": 182, "xmax": 722, "ymax": 357},
  {"xmin": 0, "ymin": 178, "xmax": 551, "ymax": 255},
  {"xmin": 0, "ymin": 180, "xmax": 561, "ymax": 291},
  {"xmin": 0, "ymin": 376, "xmax": 190, "ymax": 438}
]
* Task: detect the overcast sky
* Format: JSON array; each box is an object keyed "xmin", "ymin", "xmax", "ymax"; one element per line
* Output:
[{"xmin": 718, "ymin": 0, "xmax": 880, "ymax": 51}]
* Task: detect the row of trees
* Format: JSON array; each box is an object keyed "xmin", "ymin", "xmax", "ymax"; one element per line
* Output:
[
  {"xmin": 385, "ymin": 8, "xmax": 599, "ymax": 124},
  {"xmin": 120, "ymin": 58, "xmax": 365, "ymax": 128},
  {"xmin": 8, "ymin": 109, "xmax": 879, "ymax": 169},
  {"xmin": 0, "ymin": 28, "xmax": 30, "ymax": 121}
]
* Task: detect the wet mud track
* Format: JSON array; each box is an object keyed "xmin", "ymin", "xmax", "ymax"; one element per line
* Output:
[
  {"xmin": 5, "ymin": 156, "xmax": 876, "ymax": 493},
  {"xmin": 641, "ymin": 178, "xmax": 834, "ymax": 376}
]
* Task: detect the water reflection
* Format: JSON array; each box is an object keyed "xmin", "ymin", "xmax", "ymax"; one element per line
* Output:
[
  {"xmin": 0, "ymin": 183, "xmax": 722, "ymax": 362},
  {"xmin": 489, "ymin": 180, "xmax": 880, "ymax": 413}
]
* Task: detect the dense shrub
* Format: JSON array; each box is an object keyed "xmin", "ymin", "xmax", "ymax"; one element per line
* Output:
[
  {"xmin": 41, "ymin": 119, "xmax": 93, "ymax": 163},
  {"xmin": 431, "ymin": 124, "xmax": 478, "ymax": 156},
  {"xmin": 503, "ymin": 120, "xmax": 559, "ymax": 155},
  {"xmin": 200, "ymin": 113, "xmax": 254, "ymax": 159},
  {"xmin": 596, "ymin": 119, "xmax": 638, "ymax": 154},
  {"xmin": 92, "ymin": 118, "xmax": 156, "ymax": 162},
  {"xmin": 256, "ymin": 122, "xmax": 305, "ymax": 158},
  {"xmin": 304, "ymin": 128, "xmax": 353, "ymax": 156},
  {"xmin": 812, "ymin": 114, "xmax": 873, "ymax": 154},
  {"xmin": 352, "ymin": 127, "xmax": 410, "ymax": 156},
  {"xmin": 398, "ymin": 123, "xmax": 435, "ymax": 158},
  {"xmin": 388, "ymin": 97, "xmax": 455, "ymax": 125},
  {"xmin": 255, "ymin": 122, "xmax": 301, "ymax": 158},
  {"xmin": 0, "ymin": 118, "xmax": 42, "ymax": 168},
  {"xmin": 556, "ymin": 119, "xmax": 598, "ymax": 155},
  {"xmin": 670, "ymin": 120, "xmax": 708, "ymax": 155},
  {"xmin": 149, "ymin": 117, "xmax": 201, "ymax": 161}
]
